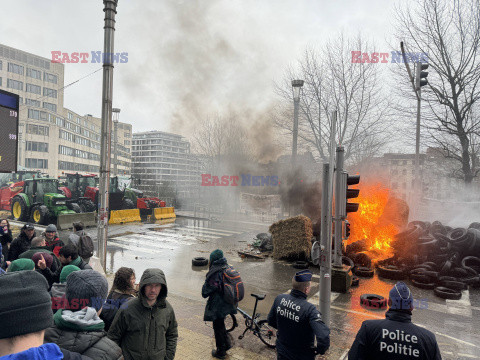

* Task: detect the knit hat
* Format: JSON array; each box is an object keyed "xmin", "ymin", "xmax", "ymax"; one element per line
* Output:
[
  {"xmin": 389, "ymin": 281, "xmax": 413, "ymax": 310},
  {"xmin": 22, "ymin": 223, "xmax": 35, "ymax": 230},
  {"xmin": 8, "ymin": 258, "xmax": 35, "ymax": 272},
  {"xmin": 0, "ymin": 271, "xmax": 53, "ymax": 339},
  {"xmin": 45, "ymin": 224, "xmax": 57, "ymax": 232},
  {"xmin": 60, "ymin": 264, "xmax": 81, "ymax": 283},
  {"xmin": 32, "ymin": 252, "xmax": 53, "ymax": 269},
  {"xmin": 66, "ymin": 270, "xmax": 108, "ymax": 311},
  {"xmin": 210, "ymin": 249, "xmax": 224, "ymax": 263},
  {"xmin": 294, "ymin": 270, "xmax": 313, "ymax": 282}
]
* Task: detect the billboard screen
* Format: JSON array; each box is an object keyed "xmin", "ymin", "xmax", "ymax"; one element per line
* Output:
[{"xmin": 0, "ymin": 90, "xmax": 19, "ymax": 173}]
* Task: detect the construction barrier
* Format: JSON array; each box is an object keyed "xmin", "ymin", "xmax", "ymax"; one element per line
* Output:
[
  {"xmin": 153, "ymin": 207, "xmax": 176, "ymax": 220},
  {"xmin": 109, "ymin": 209, "xmax": 142, "ymax": 224},
  {"xmin": 57, "ymin": 212, "xmax": 96, "ymax": 230}
]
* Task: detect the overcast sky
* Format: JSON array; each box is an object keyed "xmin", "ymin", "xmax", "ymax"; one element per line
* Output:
[{"xmin": 1, "ymin": 0, "xmax": 403, "ymax": 138}]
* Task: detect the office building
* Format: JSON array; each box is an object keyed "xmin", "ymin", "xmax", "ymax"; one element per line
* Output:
[{"xmin": 0, "ymin": 43, "xmax": 131, "ymax": 177}]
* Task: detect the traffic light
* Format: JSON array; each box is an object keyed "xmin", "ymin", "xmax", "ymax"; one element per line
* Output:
[
  {"xmin": 415, "ymin": 63, "xmax": 429, "ymax": 89},
  {"xmin": 346, "ymin": 173, "xmax": 360, "ymax": 213},
  {"xmin": 338, "ymin": 172, "xmax": 360, "ymax": 217},
  {"xmin": 343, "ymin": 220, "xmax": 351, "ymax": 239}
]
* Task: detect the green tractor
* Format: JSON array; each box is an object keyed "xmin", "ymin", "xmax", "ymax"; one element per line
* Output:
[{"xmin": 11, "ymin": 178, "xmax": 79, "ymax": 227}]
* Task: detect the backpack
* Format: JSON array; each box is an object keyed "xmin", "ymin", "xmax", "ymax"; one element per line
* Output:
[
  {"xmin": 78, "ymin": 233, "xmax": 94, "ymax": 259},
  {"xmin": 222, "ymin": 265, "xmax": 244, "ymax": 305}
]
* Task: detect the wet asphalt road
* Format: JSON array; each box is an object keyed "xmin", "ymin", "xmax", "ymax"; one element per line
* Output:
[{"xmin": 79, "ymin": 216, "xmax": 480, "ymax": 359}]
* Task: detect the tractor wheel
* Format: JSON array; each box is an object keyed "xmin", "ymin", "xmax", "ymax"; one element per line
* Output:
[
  {"xmin": 123, "ymin": 199, "xmax": 135, "ymax": 209},
  {"xmin": 30, "ymin": 205, "xmax": 49, "ymax": 225},
  {"xmin": 70, "ymin": 203, "xmax": 81, "ymax": 213},
  {"xmin": 11, "ymin": 197, "xmax": 28, "ymax": 221},
  {"xmin": 85, "ymin": 200, "xmax": 96, "ymax": 212}
]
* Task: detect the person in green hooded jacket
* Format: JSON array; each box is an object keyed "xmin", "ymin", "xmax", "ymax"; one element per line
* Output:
[{"xmin": 108, "ymin": 268, "xmax": 178, "ymax": 360}]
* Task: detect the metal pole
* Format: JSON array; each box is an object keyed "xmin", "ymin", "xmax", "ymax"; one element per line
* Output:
[
  {"xmin": 113, "ymin": 119, "xmax": 118, "ymax": 176},
  {"xmin": 319, "ymin": 163, "xmax": 332, "ymax": 327},
  {"xmin": 414, "ymin": 63, "xmax": 422, "ymax": 218},
  {"xmin": 292, "ymin": 96, "xmax": 299, "ymax": 166},
  {"xmin": 333, "ymin": 146, "xmax": 344, "ymax": 267},
  {"xmin": 97, "ymin": 0, "xmax": 118, "ymax": 271}
]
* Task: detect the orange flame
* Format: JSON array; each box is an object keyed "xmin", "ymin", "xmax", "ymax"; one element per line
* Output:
[{"xmin": 347, "ymin": 182, "xmax": 398, "ymax": 258}]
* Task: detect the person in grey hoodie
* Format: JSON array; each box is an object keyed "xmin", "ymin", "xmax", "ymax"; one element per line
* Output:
[
  {"xmin": 108, "ymin": 268, "xmax": 178, "ymax": 360},
  {"xmin": 44, "ymin": 269, "xmax": 123, "ymax": 360}
]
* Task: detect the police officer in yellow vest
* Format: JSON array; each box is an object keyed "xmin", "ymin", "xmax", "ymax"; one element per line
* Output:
[{"xmin": 267, "ymin": 270, "xmax": 330, "ymax": 360}]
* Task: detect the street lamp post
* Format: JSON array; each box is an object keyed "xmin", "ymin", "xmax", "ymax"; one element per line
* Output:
[
  {"xmin": 291, "ymin": 80, "xmax": 304, "ymax": 167},
  {"xmin": 112, "ymin": 108, "xmax": 120, "ymax": 176},
  {"xmin": 97, "ymin": 0, "xmax": 118, "ymax": 271}
]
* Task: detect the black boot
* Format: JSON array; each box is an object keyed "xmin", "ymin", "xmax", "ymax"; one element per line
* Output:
[{"xmin": 212, "ymin": 349, "xmax": 226, "ymax": 359}]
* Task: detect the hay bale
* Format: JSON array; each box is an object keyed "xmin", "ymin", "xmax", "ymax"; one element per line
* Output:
[{"xmin": 269, "ymin": 215, "xmax": 312, "ymax": 260}]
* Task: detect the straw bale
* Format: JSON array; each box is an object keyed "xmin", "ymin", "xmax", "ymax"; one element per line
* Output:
[{"xmin": 269, "ymin": 215, "xmax": 313, "ymax": 260}]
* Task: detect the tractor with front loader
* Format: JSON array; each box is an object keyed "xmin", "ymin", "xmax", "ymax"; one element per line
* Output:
[{"xmin": 4, "ymin": 178, "xmax": 95, "ymax": 229}]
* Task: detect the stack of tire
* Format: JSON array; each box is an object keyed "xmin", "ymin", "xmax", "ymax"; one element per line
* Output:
[{"xmin": 378, "ymin": 221, "xmax": 480, "ymax": 300}]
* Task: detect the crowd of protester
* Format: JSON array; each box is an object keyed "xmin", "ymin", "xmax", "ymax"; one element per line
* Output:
[{"xmin": 0, "ymin": 219, "xmax": 442, "ymax": 360}]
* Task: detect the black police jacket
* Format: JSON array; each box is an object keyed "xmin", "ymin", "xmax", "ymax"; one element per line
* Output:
[
  {"xmin": 348, "ymin": 309, "xmax": 441, "ymax": 360},
  {"xmin": 267, "ymin": 289, "xmax": 330, "ymax": 360}
]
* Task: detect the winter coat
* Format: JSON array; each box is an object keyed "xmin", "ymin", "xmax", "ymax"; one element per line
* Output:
[
  {"xmin": 8, "ymin": 231, "xmax": 36, "ymax": 261},
  {"xmin": 45, "ymin": 235, "xmax": 65, "ymax": 257},
  {"xmin": 202, "ymin": 257, "xmax": 237, "ymax": 322},
  {"xmin": 44, "ymin": 307, "xmax": 123, "ymax": 360},
  {"xmin": 108, "ymin": 268, "xmax": 178, "ymax": 360},
  {"xmin": 100, "ymin": 290, "xmax": 135, "ymax": 331},
  {"xmin": 67, "ymin": 231, "xmax": 90, "ymax": 262},
  {"xmin": 267, "ymin": 289, "xmax": 330, "ymax": 360},
  {"xmin": 0, "ymin": 228, "xmax": 12, "ymax": 261},
  {"xmin": 348, "ymin": 309, "xmax": 441, "ymax": 360}
]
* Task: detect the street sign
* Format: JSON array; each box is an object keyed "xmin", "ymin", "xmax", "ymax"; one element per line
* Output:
[{"xmin": 0, "ymin": 90, "xmax": 19, "ymax": 173}]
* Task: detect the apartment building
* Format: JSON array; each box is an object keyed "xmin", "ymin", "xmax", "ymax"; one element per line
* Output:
[
  {"xmin": 131, "ymin": 131, "xmax": 202, "ymax": 202},
  {"xmin": 0, "ymin": 43, "xmax": 131, "ymax": 177}
]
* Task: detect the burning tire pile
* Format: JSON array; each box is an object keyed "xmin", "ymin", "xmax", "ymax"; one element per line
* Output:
[{"xmin": 348, "ymin": 221, "xmax": 480, "ymax": 300}]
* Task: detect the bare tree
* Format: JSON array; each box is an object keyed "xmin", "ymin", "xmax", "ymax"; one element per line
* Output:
[
  {"xmin": 395, "ymin": 0, "xmax": 480, "ymax": 183},
  {"xmin": 274, "ymin": 34, "xmax": 391, "ymax": 164},
  {"xmin": 192, "ymin": 112, "xmax": 252, "ymax": 173}
]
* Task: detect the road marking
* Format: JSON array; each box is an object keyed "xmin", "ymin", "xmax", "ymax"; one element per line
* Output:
[
  {"xmin": 183, "ymin": 225, "xmax": 243, "ymax": 235},
  {"xmin": 115, "ymin": 233, "xmax": 196, "ymax": 246},
  {"xmin": 155, "ymin": 229, "xmax": 220, "ymax": 240},
  {"xmin": 144, "ymin": 230, "xmax": 209, "ymax": 242},
  {"xmin": 109, "ymin": 239, "xmax": 177, "ymax": 253},
  {"xmin": 445, "ymin": 289, "xmax": 472, "ymax": 317}
]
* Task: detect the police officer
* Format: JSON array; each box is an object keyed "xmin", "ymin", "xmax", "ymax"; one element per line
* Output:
[
  {"xmin": 267, "ymin": 270, "xmax": 330, "ymax": 359},
  {"xmin": 348, "ymin": 281, "xmax": 441, "ymax": 359}
]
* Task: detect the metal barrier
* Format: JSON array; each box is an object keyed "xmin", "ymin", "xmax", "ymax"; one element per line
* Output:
[
  {"xmin": 57, "ymin": 212, "xmax": 96, "ymax": 230},
  {"xmin": 109, "ymin": 209, "xmax": 142, "ymax": 224},
  {"xmin": 153, "ymin": 207, "xmax": 176, "ymax": 220}
]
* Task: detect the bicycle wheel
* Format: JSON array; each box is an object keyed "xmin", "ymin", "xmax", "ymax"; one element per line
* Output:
[
  {"xmin": 257, "ymin": 320, "xmax": 276, "ymax": 348},
  {"xmin": 225, "ymin": 314, "xmax": 237, "ymax": 332}
]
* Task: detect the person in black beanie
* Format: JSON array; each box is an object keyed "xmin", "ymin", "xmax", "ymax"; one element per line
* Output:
[
  {"xmin": 202, "ymin": 249, "xmax": 237, "ymax": 359},
  {"xmin": 348, "ymin": 281, "xmax": 441, "ymax": 360},
  {"xmin": 0, "ymin": 271, "xmax": 91, "ymax": 360}
]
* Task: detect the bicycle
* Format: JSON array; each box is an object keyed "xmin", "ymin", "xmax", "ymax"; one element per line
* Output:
[{"xmin": 224, "ymin": 293, "xmax": 277, "ymax": 349}]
